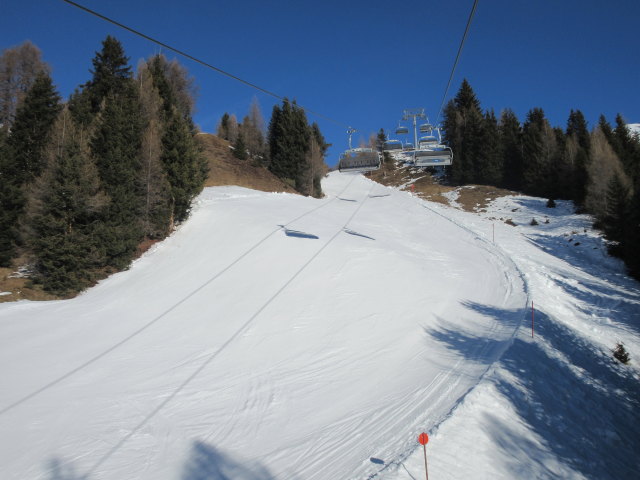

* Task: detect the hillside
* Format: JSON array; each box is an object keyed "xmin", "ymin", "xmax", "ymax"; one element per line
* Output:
[
  {"xmin": 196, "ymin": 133, "xmax": 296, "ymax": 193},
  {"xmin": 0, "ymin": 133, "xmax": 295, "ymax": 303},
  {"xmin": 1, "ymin": 171, "xmax": 638, "ymax": 479}
]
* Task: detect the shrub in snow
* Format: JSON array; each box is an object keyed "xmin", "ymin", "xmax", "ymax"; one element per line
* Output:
[
  {"xmin": 530, "ymin": 218, "xmax": 539, "ymax": 226},
  {"xmin": 546, "ymin": 198, "xmax": 556, "ymax": 208},
  {"xmin": 505, "ymin": 218, "xmax": 516, "ymax": 226},
  {"xmin": 613, "ymin": 342, "xmax": 630, "ymax": 364}
]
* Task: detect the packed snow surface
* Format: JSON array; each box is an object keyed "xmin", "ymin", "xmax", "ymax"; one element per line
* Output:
[{"xmin": 1, "ymin": 172, "xmax": 638, "ymax": 479}]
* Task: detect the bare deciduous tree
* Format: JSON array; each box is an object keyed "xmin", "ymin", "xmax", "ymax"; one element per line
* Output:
[
  {"xmin": 0, "ymin": 41, "xmax": 50, "ymax": 129},
  {"xmin": 586, "ymin": 127, "xmax": 632, "ymax": 221}
]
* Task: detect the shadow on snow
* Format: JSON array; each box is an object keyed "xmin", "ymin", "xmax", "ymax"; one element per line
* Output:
[
  {"xmin": 47, "ymin": 440, "xmax": 276, "ymax": 480},
  {"xmin": 431, "ymin": 300, "xmax": 640, "ymax": 479}
]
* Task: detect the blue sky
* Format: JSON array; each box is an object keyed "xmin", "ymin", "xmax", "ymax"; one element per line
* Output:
[{"xmin": 2, "ymin": 0, "xmax": 639, "ymax": 166}]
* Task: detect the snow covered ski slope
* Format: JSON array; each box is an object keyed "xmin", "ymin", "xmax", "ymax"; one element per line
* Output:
[{"xmin": 0, "ymin": 172, "xmax": 528, "ymax": 479}]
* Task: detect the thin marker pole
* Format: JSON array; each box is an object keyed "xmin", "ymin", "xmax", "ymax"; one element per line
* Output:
[
  {"xmin": 531, "ymin": 301, "xmax": 535, "ymax": 338},
  {"xmin": 423, "ymin": 443, "xmax": 429, "ymax": 480}
]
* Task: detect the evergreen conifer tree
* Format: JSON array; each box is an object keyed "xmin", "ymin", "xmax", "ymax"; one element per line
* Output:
[
  {"xmin": 475, "ymin": 109, "xmax": 503, "ymax": 186},
  {"xmin": 26, "ymin": 108, "xmax": 107, "ymax": 294},
  {"xmin": 7, "ymin": 72, "xmax": 61, "ymax": 184},
  {"xmin": 522, "ymin": 108, "xmax": 556, "ymax": 197},
  {"xmin": 233, "ymin": 131, "xmax": 248, "ymax": 160},
  {"xmin": 69, "ymin": 35, "xmax": 133, "ymax": 127},
  {"xmin": 443, "ymin": 79, "xmax": 484, "ymax": 184},
  {"xmin": 0, "ymin": 72, "xmax": 60, "ymax": 264},
  {"xmin": 90, "ymin": 84, "xmax": 144, "ymax": 269},
  {"xmin": 602, "ymin": 172, "xmax": 631, "ymax": 247},
  {"xmin": 566, "ymin": 110, "xmax": 590, "ymax": 205},
  {"xmin": 499, "ymin": 109, "xmax": 523, "ymax": 191},
  {"xmin": 217, "ymin": 112, "xmax": 230, "ymax": 140}
]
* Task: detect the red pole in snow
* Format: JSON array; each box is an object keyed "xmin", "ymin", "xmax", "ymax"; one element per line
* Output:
[
  {"xmin": 423, "ymin": 443, "xmax": 429, "ymax": 480},
  {"xmin": 418, "ymin": 433, "xmax": 429, "ymax": 480},
  {"xmin": 531, "ymin": 301, "xmax": 535, "ymax": 339}
]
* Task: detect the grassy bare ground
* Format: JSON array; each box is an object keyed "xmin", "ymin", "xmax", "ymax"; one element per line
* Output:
[
  {"xmin": 197, "ymin": 133, "xmax": 297, "ymax": 193},
  {"xmin": 0, "ymin": 266, "xmax": 58, "ymax": 303},
  {"xmin": 368, "ymin": 159, "xmax": 514, "ymax": 212}
]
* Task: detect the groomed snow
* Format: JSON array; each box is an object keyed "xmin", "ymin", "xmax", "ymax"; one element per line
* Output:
[{"xmin": 0, "ymin": 172, "xmax": 638, "ymax": 479}]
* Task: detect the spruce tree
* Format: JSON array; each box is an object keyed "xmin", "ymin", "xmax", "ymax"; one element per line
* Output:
[
  {"xmin": 613, "ymin": 114, "xmax": 640, "ymax": 185},
  {"xmin": 217, "ymin": 112, "xmax": 230, "ymax": 140},
  {"xmin": 566, "ymin": 110, "xmax": 590, "ymax": 206},
  {"xmin": 69, "ymin": 35, "xmax": 133, "ymax": 126},
  {"xmin": 500, "ymin": 109, "xmax": 523, "ymax": 191},
  {"xmin": 475, "ymin": 109, "xmax": 503, "ymax": 186},
  {"xmin": 160, "ymin": 106, "xmax": 207, "ymax": 224},
  {"xmin": 0, "ymin": 72, "xmax": 60, "ymax": 264},
  {"xmin": 602, "ymin": 172, "xmax": 631, "ymax": 247},
  {"xmin": 145, "ymin": 54, "xmax": 207, "ymax": 225},
  {"xmin": 7, "ymin": 71, "xmax": 61, "ymax": 183},
  {"xmin": 233, "ymin": 131, "xmax": 248, "ymax": 160},
  {"xmin": 138, "ymin": 65, "xmax": 172, "ymax": 238},
  {"xmin": 26, "ymin": 108, "xmax": 107, "ymax": 294},
  {"xmin": 443, "ymin": 79, "xmax": 484, "ymax": 184},
  {"xmin": 90, "ymin": 85, "xmax": 144, "ymax": 269},
  {"xmin": 522, "ymin": 108, "xmax": 556, "ymax": 197}
]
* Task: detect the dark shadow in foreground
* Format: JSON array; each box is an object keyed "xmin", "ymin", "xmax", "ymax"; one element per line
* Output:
[{"xmin": 182, "ymin": 441, "xmax": 276, "ymax": 480}]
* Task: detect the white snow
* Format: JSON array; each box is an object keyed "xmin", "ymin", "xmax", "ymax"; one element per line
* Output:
[{"xmin": 0, "ymin": 172, "xmax": 638, "ymax": 479}]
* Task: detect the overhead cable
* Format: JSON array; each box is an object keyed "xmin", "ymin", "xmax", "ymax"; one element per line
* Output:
[
  {"xmin": 60, "ymin": 0, "xmax": 350, "ymax": 128},
  {"xmin": 436, "ymin": 0, "xmax": 479, "ymax": 122}
]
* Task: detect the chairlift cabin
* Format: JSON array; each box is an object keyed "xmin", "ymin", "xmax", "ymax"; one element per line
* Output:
[
  {"xmin": 419, "ymin": 123, "xmax": 433, "ymax": 133},
  {"xmin": 338, "ymin": 148, "xmax": 382, "ymax": 173},
  {"xmin": 395, "ymin": 125, "xmax": 409, "ymax": 135},
  {"xmin": 413, "ymin": 147, "xmax": 453, "ymax": 167},
  {"xmin": 418, "ymin": 136, "xmax": 438, "ymax": 150},
  {"xmin": 383, "ymin": 139, "xmax": 403, "ymax": 152}
]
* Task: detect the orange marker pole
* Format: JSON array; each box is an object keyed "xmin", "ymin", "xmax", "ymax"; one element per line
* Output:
[{"xmin": 418, "ymin": 433, "xmax": 429, "ymax": 480}]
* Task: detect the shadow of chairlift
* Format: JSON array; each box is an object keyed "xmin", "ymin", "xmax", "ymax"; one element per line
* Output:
[
  {"xmin": 343, "ymin": 228, "xmax": 375, "ymax": 240},
  {"xmin": 278, "ymin": 225, "xmax": 320, "ymax": 239}
]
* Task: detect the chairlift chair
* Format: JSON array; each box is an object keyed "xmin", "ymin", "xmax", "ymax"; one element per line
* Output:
[
  {"xmin": 383, "ymin": 139, "xmax": 403, "ymax": 152},
  {"xmin": 338, "ymin": 148, "xmax": 382, "ymax": 173},
  {"xmin": 419, "ymin": 123, "xmax": 433, "ymax": 133},
  {"xmin": 413, "ymin": 147, "xmax": 453, "ymax": 167},
  {"xmin": 395, "ymin": 125, "xmax": 409, "ymax": 135}
]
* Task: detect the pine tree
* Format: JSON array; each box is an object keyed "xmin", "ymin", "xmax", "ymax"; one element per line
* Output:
[
  {"xmin": 26, "ymin": 108, "xmax": 107, "ymax": 294},
  {"xmin": 69, "ymin": 36, "xmax": 133, "ymax": 126},
  {"xmin": 233, "ymin": 131, "xmax": 248, "ymax": 160},
  {"xmin": 7, "ymin": 72, "xmax": 61, "ymax": 184},
  {"xmin": 160, "ymin": 106, "xmax": 207, "ymax": 224},
  {"xmin": 443, "ymin": 79, "xmax": 484, "ymax": 184},
  {"xmin": 602, "ymin": 172, "xmax": 631, "ymax": 248},
  {"xmin": 137, "ymin": 64, "xmax": 172, "ymax": 238},
  {"xmin": 522, "ymin": 108, "xmax": 557, "ymax": 197},
  {"xmin": 566, "ymin": 110, "xmax": 590, "ymax": 206},
  {"xmin": 475, "ymin": 109, "xmax": 503, "ymax": 186},
  {"xmin": 90, "ymin": 85, "xmax": 144, "ymax": 269},
  {"xmin": 0, "ymin": 72, "xmax": 60, "ymax": 264},
  {"xmin": 145, "ymin": 55, "xmax": 207, "ymax": 225},
  {"xmin": 499, "ymin": 109, "xmax": 523, "ymax": 190},
  {"xmin": 613, "ymin": 114, "xmax": 640, "ymax": 185},
  {"xmin": 217, "ymin": 112, "xmax": 230, "ymax": 140}
]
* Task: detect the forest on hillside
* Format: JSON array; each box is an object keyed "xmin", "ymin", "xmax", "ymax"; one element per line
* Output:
[
  {"xmin": 439, "ymin": 80, "xmax": 640, "ymax": 279},
  {"xmin": 0, "ymin": 37, "xmax": 329, "ymax": 297}
]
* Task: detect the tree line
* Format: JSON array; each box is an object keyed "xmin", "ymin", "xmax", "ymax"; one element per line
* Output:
[
  {"xmin": 440, "ymin": 79, "xmax": 640, "ymax": 278},
  {"xmin": 217, "ymin": 98, "xmax": 329, "ymax": 198},
  {"xmin": 0, "ymin": 37, "xmax": 207, "ymax": 295}
]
